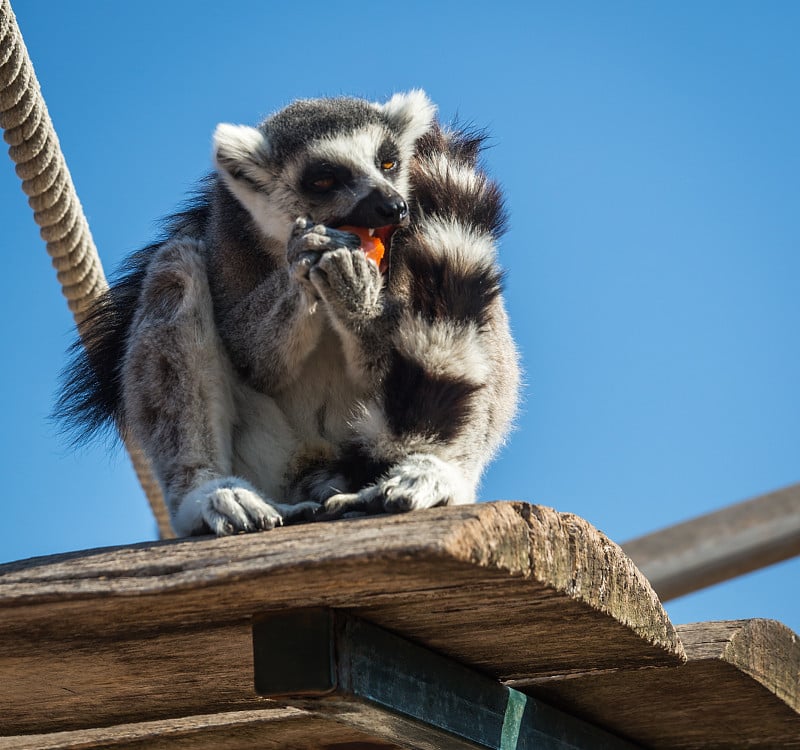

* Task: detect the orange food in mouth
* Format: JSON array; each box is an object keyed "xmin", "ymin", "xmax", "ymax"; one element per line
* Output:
[{"xmin": 338, "ymin": 225, "xmax": 385, "ymax": 266}]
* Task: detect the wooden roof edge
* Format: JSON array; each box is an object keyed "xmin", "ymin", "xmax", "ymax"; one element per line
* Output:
[
  {"xmin": 0, "ymin": 502, "xmax": 534, "ymax": 600},
  {"xmin": 0, "ymin": 502, "xmax": 683, "ymax": 665},
  {"xmin": 518, "ymin": 503, "xmax": 686, "ymax": 663},
  {"xmin": 677, "ymin": 618, "xmax": 800, "ymax": 713}
]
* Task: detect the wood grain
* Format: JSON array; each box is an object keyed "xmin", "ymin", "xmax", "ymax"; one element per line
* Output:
[
  {"xmin": 0, "ymin": 708, "xmax": 404, "ymax": 750},
  {"xmin": 516, "ymin": 618, "xmax": 800, "ymax": 748},
  {"xmin": 0, "ymin": 502, "xmax": 683, "ymax": 739}
]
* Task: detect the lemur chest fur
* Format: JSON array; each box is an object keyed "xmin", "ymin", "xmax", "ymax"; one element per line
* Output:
[
  {"xmin": 230, "ymin": 316, "xmax": 367, "ymax": 501},
  {"xmin": 274, "ymin": 319, "xmax": 365, "ymax": 444}
]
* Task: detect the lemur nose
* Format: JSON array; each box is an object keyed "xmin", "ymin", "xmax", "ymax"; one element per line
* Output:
[
  {"xmin": 344, "ymin": 190, "xmax": 409, "ymax": 228},
  {"xmin": 377, "ymin": 197, "xmax": 408, "ymax": 224}
]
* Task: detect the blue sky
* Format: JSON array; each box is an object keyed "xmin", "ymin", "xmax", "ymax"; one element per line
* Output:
[{"xmin": 2, "ymin": 1, "xmax": 798, "ymax": 634}]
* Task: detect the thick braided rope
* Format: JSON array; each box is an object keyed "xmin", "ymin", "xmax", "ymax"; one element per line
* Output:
[{"xmin": 0, "ymin": 0, "xmax": 174, "ymax": 538}]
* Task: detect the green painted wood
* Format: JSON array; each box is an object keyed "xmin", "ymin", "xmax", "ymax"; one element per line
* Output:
[{"xmin": 253, "ymin": 609, "xmax": 641, "ymax": 750}]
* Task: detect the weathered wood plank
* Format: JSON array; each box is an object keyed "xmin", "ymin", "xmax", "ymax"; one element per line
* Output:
[
  {"xmin": 0, "ymin": 620, "xmax": 259, "ymax": 733},
  {"xmin": 0, "ymin": 502, "xmax": 683, "ymax": 737},
  {"xmin": 623, "ymin": 482, "xmax": 800, "ymax": 600},
  {"xmin": 0, "ymin": 708, "xmax": 402, "ymax": 750},
  {"xmin": 338, "ymin": 504, "xmax": 684, "ymax": 682},
  {"xmin": 515, "ymin": 618, "xmax": 800, "ymax": 748}
]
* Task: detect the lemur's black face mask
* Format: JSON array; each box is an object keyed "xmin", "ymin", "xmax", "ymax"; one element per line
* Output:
[{"xmin": 339, "ymin": 187, "xmax": 409, "ymax": 229}]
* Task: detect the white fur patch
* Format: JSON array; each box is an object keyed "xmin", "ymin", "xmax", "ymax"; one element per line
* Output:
[
  {"xmin": 376, "ymin": 90, "xmax": 437, "ymax": 146},
  {"xmin": 227, "ymin": 185, "xmax": 294, "ymax": 248},
  {"xmin": 418, "ymin": 215, "xmax": 497, "ymax": 266},
  {"xmin": 381, "ymin": 453, "xmax": 476, "ymax": 508},
  {"xmin": 419, "ymin": 152, "xmax": 482, "ymax": 193},
  {"xmin": 213, "ymin": 124, "xmax": 295, "ymax": 247},
  {"xmin": 308, "ymin": 125, "xmax": 386, "ymax": 176},
  {"xmin": 174, "ymin": 476, "xmax": 282, "ymax": 536},
  {"xmin": 231, "ymin": 384, "xmax": 298, "ymax": 503},
  {"xmin": 213, "ymin": 123, "xmax": 270, "ymax": 174},
  {"xmin": 394, "ymin": 316, "xmax": 490, "ymax": 384}
]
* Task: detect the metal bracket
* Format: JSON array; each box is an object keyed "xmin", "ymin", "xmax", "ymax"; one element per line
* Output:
[{"xmin": 253, "ymin": 608, "xmax": 639, "ymax": 749}]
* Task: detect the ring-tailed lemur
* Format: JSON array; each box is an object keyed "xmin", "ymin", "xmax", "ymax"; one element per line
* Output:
[{"xmin": 59, "ymin": 90, "xmax": 520, "ymax": 536}]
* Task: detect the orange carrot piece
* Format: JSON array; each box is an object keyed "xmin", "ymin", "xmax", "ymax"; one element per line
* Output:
[{"xmin": 339, "ymin": 225, "xmax": 385, "ymax": 266}]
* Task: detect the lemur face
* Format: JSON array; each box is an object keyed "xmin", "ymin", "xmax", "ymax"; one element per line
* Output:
[
  {"xmin": 212, "ymin": 92, "xmax": 435, "ymax": 248},
  {"xmin": 294, "ymin": 125, "xmax": 410, "ymax": 254}
]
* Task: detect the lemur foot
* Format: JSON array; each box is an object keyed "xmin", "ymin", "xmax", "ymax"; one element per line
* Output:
[
  {"xmin": 268, "ymin": 500, "xmax": 323, "ymax": 524},
  {"xmin": 322, "ymin": 454, "xmax": 474, "ymax": 518},
  {"xmin": 174, "ymin": 477, "xmax": 315, "ymax": 536},
  {"xmin": 288, "ymin": 467, "xmax": 351, "ymax": 506}
]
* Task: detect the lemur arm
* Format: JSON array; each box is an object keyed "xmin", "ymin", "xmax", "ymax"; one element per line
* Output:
[{"xmin": 217, "ymin": 266, "xmax": 326, "ymax": 395}]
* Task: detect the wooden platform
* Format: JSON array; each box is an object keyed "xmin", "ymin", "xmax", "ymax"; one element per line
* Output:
[{"xmin": 0, "ymin": 501, "xmax": 797, "ymax": 748}]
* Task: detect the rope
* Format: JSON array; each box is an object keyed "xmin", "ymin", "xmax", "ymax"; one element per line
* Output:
[{"xmin": 0, "ymin": 0, "xmax": 174, "ymax": 539}]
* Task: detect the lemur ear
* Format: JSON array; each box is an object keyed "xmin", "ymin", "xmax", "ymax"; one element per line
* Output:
[
  {"xmin": 213, "ymin": 123, "xmax": 271, "ymax": 181},
  {"xmin": 377, "ymin": 90, "xmax": 437, "ymax": 144}
]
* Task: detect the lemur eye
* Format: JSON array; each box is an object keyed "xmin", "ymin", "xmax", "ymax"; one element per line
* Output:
[
  {"xmin": 303, "ymin": 164, "xmax": 353, "ymax": 194},
  {"xmin": 311, "ymin": 175, "xmax": 336, "ymax": 191},
  {"xmin": 380, "ymin": 159, "xmax": 397, "ymax": 171}
]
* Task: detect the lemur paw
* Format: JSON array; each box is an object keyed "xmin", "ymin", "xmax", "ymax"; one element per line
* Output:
[
  {"xmin": 310, "ymin": 245, "xmax": 383, "ymax": 320},
  {"xmin": 322, "ymin": 455, "xmax": 474, "ymax": 518},
  {"xmin": 287, "ymin": 218, "xmax": 360, "ymax": 265},
  {"xmin": 174, "ymin": 477, "xmax": 287, "ymax": 536},
  {"xmin": 288, "ymin": 218, "xmax": 363, "ymax": 302}
]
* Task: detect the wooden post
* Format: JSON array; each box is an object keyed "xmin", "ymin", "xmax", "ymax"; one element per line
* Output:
[{"xmin": 623, "ymin": 483, "xmax": 800, "ymax": 600}]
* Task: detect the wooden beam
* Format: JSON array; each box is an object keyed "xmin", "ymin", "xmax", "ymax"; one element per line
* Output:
[
  {"xmin": 4, "ymin": 619, "xmax": 797, "ymax": 749},
  {"xmin": 622, "ymin": 483, "xmax": 800, "ymax": 600},
  {"xmin": 512, "ymin": 618, "xmax": 800, "ymax": 749},
  {"xmin": 252, "ymin": 608, "xmax": 640, "ymax": 749},
  {"xmin": 0, "ymin": 503, "xmax": 683, "ymax": 738}
]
